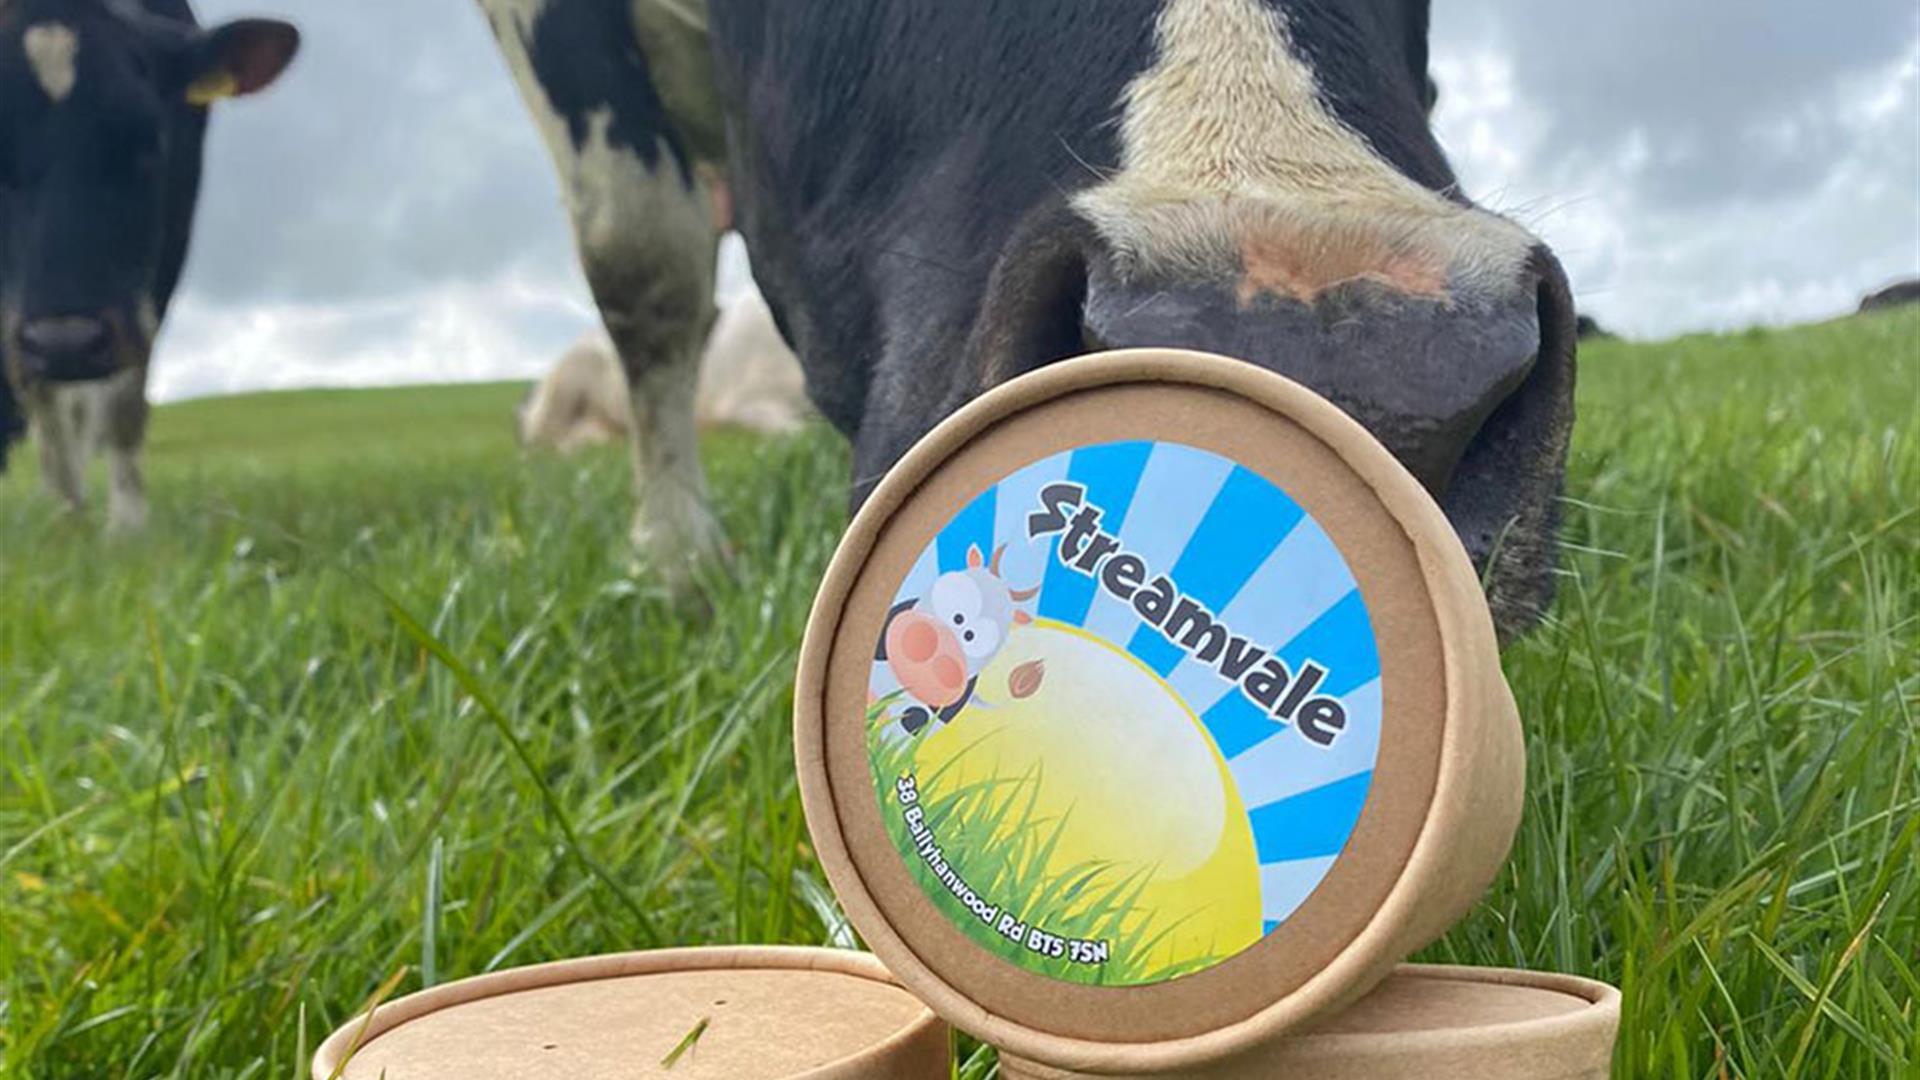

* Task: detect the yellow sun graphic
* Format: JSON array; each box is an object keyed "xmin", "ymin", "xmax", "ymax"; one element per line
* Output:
[{"xmin": 910, "ymin": 620, "xmax": 1263, "ymax": 973}]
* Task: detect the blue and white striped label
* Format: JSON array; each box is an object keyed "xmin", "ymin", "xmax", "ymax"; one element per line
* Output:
[{"xmin": 865, "ymin": 441, "xmax": 1382, "ymax": 985}]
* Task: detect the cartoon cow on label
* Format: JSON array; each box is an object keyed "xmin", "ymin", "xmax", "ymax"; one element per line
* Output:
[{"xmin": 876, "ymin": 544, "xmax": 1041, "ymax": 736}]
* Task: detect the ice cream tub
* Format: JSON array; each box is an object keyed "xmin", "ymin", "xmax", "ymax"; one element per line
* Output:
[
  {"xmin": 794, "ymin": 349, "xmax": 1528, "ymax": 1073},
  {"xmin": 997, "ymin": 965, "xmax": 1621, "ymax": 1079},
  {"xmin": 311, "ymin": 946, "xmax": 951, "ymax": 1079}
]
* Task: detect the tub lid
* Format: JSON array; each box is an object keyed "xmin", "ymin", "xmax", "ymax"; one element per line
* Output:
[
  {"xmin": 1262, "ymin": 965, "xmax": 1622, "ymax": 1077},
  {"xmin": 317, "ymin": 948, "xmax": 943, "ymax": 1080},
  {"xmin": 796, "ymin": 349, "xmax": 1515, "ymax": 1062}
]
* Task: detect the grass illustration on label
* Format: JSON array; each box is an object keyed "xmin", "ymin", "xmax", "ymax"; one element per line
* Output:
[{"xmin": 894, "ymin": 775, "xmax": 1112, "ymax": 967}]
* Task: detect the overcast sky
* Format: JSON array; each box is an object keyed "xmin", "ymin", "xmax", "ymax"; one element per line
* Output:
[{"xmin": 154, "ymin": 0, "xmax": 1920, "ymax": 402}]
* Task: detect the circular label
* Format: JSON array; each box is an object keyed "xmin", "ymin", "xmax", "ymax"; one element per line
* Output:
[{"xmin": 864, "ymin": 440, "xmax": 1384, "ymax": 987}]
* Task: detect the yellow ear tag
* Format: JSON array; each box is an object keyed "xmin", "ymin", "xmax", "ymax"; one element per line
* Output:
[{"xmin": 185, "ymin": 70, "xmax": 239, "ymax": 106}]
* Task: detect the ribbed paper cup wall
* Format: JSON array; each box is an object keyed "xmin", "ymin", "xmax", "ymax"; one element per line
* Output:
[{"xmin": 998, "ymin": 965, "xmax": 1621, "ymax": 1079}]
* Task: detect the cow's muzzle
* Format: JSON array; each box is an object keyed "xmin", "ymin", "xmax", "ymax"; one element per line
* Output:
[
  {"xmin": 17, "ymin": 314, "xmax": 118, "ymax": 383},
  {"xmin": 961, "ymin": 203, "xmax": 1578, "ymax": 637},
  {"xmin": 886, "ymin": 608, "xmax": 972, "ymax": 709}
]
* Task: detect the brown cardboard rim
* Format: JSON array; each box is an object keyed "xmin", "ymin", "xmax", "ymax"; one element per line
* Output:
[
  {"xmin": 795, "ymin": 349, "xmax": 1524, "ymax": 1071},
  {"xmin": 311, "ymin": 946, "xmax": 949, "ymax": 1080},
  {"xmin": 998, "ymin": 965, "xmax": 1622, "ymax": 1078}
]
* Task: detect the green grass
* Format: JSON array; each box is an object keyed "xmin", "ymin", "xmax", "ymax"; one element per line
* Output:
[
  {"xmin": 1, "ymin": 310, "xmax": 1915, "ymax": 1078},
  {"xmin": 868, "ymin": 698, "xmax": 1219, "ymax": 988}
]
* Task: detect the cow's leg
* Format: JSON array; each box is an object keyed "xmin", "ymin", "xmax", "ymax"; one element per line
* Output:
[
  {"xmin": 101, "ymin": 370, "xmax": 150, "ymax": 532},
  {"xmin": 476, "ymin": 0, "xmax": 726, "ymax": 580},
  {"xmin": 28, "ymin": 384, "xmax": 86, "ymax": 515},
  {"xmin": 571, "ymin": 139, "xmax": 723, "ymax": 576},
  {"xmin": 611, "ymin": 300, "xmax": 720, "ymax": 571},
  {"xmin": 570, "ymin": 158, "xmax": 722, "ymax": 571}
]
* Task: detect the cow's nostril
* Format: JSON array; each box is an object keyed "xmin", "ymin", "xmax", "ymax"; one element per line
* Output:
[
  {"xmin": 932, "ymin": 656, "xmax": 966, "ymax": 691},
  {"xmin": 898, "ymin": 620, "xmax": 940, "ymax": 662},
  {"xmin": 967, "ymin": 201, "xmax": 1098, "ymax": 390},
  {"xmin": 20, "ymin": 316, "xmax": 110, "ymax": 360}
]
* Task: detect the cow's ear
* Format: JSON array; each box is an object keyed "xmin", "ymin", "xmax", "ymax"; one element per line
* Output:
[
  {"xmin": 967, "ymin": 544, "xmax": 985, "ymax": 570},
  {"xmin": 185, "ymin": 19, "xmax": 300, "ymax": 105}
]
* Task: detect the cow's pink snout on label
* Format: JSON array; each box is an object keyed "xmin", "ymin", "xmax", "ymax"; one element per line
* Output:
[{"xmin": 887, "ymin": 608, "xmax": 970, "ymax": 707}]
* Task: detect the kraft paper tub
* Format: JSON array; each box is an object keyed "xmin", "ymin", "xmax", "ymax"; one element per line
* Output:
[
  {"xmin": 997, "ymin": 965, "xmax": 1621, "ymax": 1079},
  {"xmin": 794, "ymin": 349, "xmax": 1528, "ymax": 1073},
  {"xmin": 311, "ymin": 946, "xmax": 950, "ymax": 1080}
]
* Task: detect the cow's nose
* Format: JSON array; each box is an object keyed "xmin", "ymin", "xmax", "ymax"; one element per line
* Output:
[
  {"xmin": 21, "ymin": 316, "xmax": 109, "ymax": 358},
  {"xmin": 958, "ymin": 205, "xmax": 1578, "ymax": 635},
  {"xmin": 18, "ymin": 315, "xmax": 115, "ymax": 383},
  {"xmin": 1078, "ymin": 252, "xmax": 1569, "ymax": 501},
  {"xmin": 886, "ymin": 609, "xmax": 971, "ymax": 708}
]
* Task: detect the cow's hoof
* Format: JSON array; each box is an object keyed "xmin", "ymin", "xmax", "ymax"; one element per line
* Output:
[
  {"xmin": 107, "ymin": 503, "xmax": 149, "ymax": 535},
  {"xmin": 628, "ymin": 494, "xmax": 731, "ymax": 590}
]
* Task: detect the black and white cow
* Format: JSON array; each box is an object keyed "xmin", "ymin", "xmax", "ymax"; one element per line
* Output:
[
  {"xmin": 484, "ymin": 0, "xmax": 1578, "ymax": 636},
  {"xmin": 0, "ymin": 0, "xmax": 297, "ymax": 527}
]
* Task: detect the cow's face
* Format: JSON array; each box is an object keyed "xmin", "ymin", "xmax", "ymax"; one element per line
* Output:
[
  {"xmin": 886, "ymin": 544, "xmax": 1038, "ymax": 708},
  {"xmin": 0, "ymin": 1, "xmax": 296, "ymax": 388},
  {"xmin": 928, "ymin": 563, "xmax": 1025, "ymax": 668},
  {"xmin": 969, "ymin": 1, "xmax": 1575, "ymax": 637},
  {"xmin": 716, "ymin": 0, "xmax": 1578, "ymax": 637}
]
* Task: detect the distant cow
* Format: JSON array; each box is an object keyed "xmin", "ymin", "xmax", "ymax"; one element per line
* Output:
[
  {"xmin": 517, "ymin": 285, "xmax": 809, "ymax": 452},
  {"xmin": 1860, "ymin": 279, "xmax": 1920, "ymax": 313},
  {"xmin": 1575, "ymin": 315, "xmax": 1614, "ymax": 341},
  {"xmin": 485, "ymin": 0, "xmax": 1578, "ymax": 636},
  {"xmin": 516, "ymin": 332, "xmax": 630, "ymax": 454},
  {"xmin": 0, "ymin": 0, "xmax": 298, "ymax": 528},
  {"xmin": 694, "ymin": 285, "xmax": 810, "ymax": 436}
]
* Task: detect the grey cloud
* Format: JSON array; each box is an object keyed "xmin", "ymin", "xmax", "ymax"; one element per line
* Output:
[
  {"xmin": 186, "ymin": 0, "xmax": 579, "ymax": 306},
  {"xmin": 1429, "ymin": 0, "xmax": 1919, "ymax": 336},
  {"xmin": 1434, "ymin": 0, "xmax": 1920, "ymax": 208}
]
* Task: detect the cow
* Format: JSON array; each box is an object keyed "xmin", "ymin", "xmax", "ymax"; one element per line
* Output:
[
  {"xmin": 483, "ymin": 0, "xmax": 1579, "ymax": 637},
  {"xmin": 874, "ymin": 543, "xmax": 1039, "ymax": 737},
  {"xmin": 0, "ymin": 0, "xmax": 298, "ymax": 529},
  {"xmin": 516, "ymin": 284, "xmax": 809, "ymax": 453},
  {"xmin": 1859, "ymin": 279, "xmax": 1920, "ymax": 314},
  {"xmin": 516, "ymin": 329, "xmax": 634, "ymax": 455},
  {"xmin": 693, "ymin": 284, "xmax": 810, "ymax": 436}
]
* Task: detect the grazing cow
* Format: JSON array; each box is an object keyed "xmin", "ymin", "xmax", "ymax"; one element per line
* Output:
[
  {"xmin": 0, "ymin": 0, "xmax": 298, "ymax": 528},
  {"xmin": 516, "ymin": 330, "xmax": 633, "ymax": 454},
  {"xmin": 488, "ymin": 0, "xmax": 1579, "ymax": 636},
  {"xmin": 874, "ymin": 543, "xmax": 1039, "ymax": 737},
  {"xmin": 1859, "ymin": 279, "xmax": 1920, "ymax": 313},
  {"xmin": 516, "ymin": 285, "xmax": 809, "ymax": 453},
  {"xmin": 693, "ymin": 285, "xmax": 809, "ymax": 436}
]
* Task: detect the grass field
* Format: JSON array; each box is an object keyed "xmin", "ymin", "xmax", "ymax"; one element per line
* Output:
[{"xmin": 2, "ymin": 310, "xmax": 1915, "ymax": 1078}]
